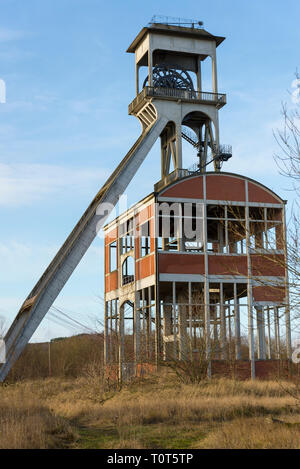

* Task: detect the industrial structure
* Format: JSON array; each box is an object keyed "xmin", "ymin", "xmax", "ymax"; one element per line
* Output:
[{"xmin": 0, "ymin": 17, "xmax": 291, "ymax": 382}]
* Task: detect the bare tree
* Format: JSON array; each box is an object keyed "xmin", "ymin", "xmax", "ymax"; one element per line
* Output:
[{"xmin": 274, "ymin": 73, "xmax": 300, "ymax": 335}]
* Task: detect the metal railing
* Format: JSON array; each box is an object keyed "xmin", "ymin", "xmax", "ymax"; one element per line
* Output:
[
  {"xmin": 122, "ymin": 275, "xmax": 134, "ymax": 286},
  {"xmin": 149, "ymin": 15, "xmax": 204, "ymax": 29},
  {"xmin": 129, "ymin": 86, "xmax": 226, "ymax": 114}
]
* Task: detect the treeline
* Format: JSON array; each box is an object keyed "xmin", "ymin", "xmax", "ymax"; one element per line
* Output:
[{"xmin": 7, "ymin": 333, "xmax": 104, "ymax": 382}]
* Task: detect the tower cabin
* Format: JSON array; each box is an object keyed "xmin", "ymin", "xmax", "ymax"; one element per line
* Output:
[{"xmin": 103, "ymin": 18, "xmax": 291, "ymax": 380}]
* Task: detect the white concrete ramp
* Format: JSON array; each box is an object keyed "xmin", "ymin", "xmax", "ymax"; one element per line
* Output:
[{"xmin": 0, "ymin": 115, "xmax": 168, "ymax": 382}]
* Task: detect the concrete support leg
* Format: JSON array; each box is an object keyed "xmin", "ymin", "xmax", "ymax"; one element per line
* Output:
[
  {"xmin": 256, "ymin": 306, "xmax": 266, "ymax": 360},
  {"xmin": 227, "ymin": 302, "xmax": 232, "ymax": 360},
  {"xmin": 134, "ymin": 292, "xmax": 140, "ymax": 370},
  {"xmin": 104, "ymin": 300, "xmax": 108, "ymax": 365},
  {"xmin": 163, "ymin": 303, "xmax": 173, "ymax": 360},
  {"xmin": 118, "ymin": 304, "xmax": 124, "ymax": 382},
  {"xmin": 204, "ymin": 279, "xmax": 211, "ymax": 377},
  {"xmin": 267, "ymin": 307, "xmax": 272, "ymax": 359},
  {"xmin": 274, "ymin": 307, "xmax": 281, "ymax": 359},
  {"xmin": 114, "ymin": 299, "xmax": 118, "ymax": 363},
  {"xmin": 234, "ymin": 284, "xmax": 241, "ymax": 360},
  {"xmin": 147, "ymin": 286, "xmax": 152, "ymax": 360},
  {"xmin": 178, "ymin": 296, "xmax": 188, "ymax": 360},
  {"xmin": 155, "ymin": 283, "xmax": 160, "ymax": 366},
  {"xmin": 220, "ymin": 283, "xmax": 226, "ymax": 360},
  {"xmin": 188, "ymin": 282, "xmax": 193, "ymax": 360},
  {"xmin": 285, "ymin": 304, "xmax": 292, "ymax": 360},
  {"xmin": 109, "ymin": 300, "xmax": 113, "ymax": 362},
  {"xmin": 172, "ymin": 282, "xmax": 177, "ymax": 360},
  {"xmin": 142, "ymin": 288, "xmax": 146, "ymax": 359},
  {"xmin": 248, "ymin": 294, "xmax": 256, "ymax": 379},
  {"xmin": 175, "ymin": 122, "xmax": 182, "ymax": 169},
  {"xmin": 212, "ymin": 305, "xmax": 218, "ymax": 358}
]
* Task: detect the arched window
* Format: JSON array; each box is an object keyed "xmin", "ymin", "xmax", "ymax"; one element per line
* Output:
[{"xmin": 122, "ymin": 256, "xmax": 134, "ymax": 285}]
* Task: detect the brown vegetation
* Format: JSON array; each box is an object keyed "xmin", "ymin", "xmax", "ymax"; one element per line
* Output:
[{"xmin": 1, "ymin": 365, "xmax": 300, "ymax": 449}]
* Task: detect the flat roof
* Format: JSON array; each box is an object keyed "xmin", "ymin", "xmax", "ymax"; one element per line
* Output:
[{"xmin": 127, "ymin": 23, "xmax": 225, "ymax": 53}]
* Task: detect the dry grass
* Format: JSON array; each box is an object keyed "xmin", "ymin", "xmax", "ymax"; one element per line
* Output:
[
  {"xmin": 196, "ymin": 417, "xmax": 300, "ymax": 449},
  {"xmin": 1, "ymin": 372, "xmax": 300, "ymax": 448},
  {"xmin": 0, "ymin": 392, "xmax": 77, "ymax": 449}
]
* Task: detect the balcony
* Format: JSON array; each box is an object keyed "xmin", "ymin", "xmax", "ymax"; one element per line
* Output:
[{"xmin": 129, "ymin": 86, "xmax": 226, "ymax": 115}]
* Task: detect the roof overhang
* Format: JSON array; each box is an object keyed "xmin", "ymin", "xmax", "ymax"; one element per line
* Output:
[{"xmin": 127, "ymin": 24, "xmax": 225, "ymax": 53}]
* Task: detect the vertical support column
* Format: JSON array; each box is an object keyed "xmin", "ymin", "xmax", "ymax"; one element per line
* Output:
[
  {"xmin": 154, "ymin": 283, "xmax": 160, "ymax": 366},
  {"xmin": 285, "ymin": 304, "xmax": 292, "ymax": 360},
  {"xmin": 175, "ymin": 121, "xmax": 182, "ymax": 170},
  {"xmin": 256, "ymin": 306, "xmax": 266, "ymax": 360},
  {"xmin": 104, "ymin": 300, "xmax": 108, "ymax": 365},
  {"xmin": 247, "ymin": 289, "xmax": 256, "ymax": 378},
  {"xmin": 142, "ymin": 288, "xmax": 146, "ymax": 359},
  {"xmin": 114, "ymin": 298, "xmax": 118, "ymax": 338},
  {"xmin": 197, "ymin": 57, "xmax": 202, "ymax": 92},
  {"xmin": 172, "ymin": 282, "xmax": 177, "ymax": 360},
  {"xmin": 234, "ymin": 284, "xmax": 241, "ymax": 360},
  {"xmin": 118, "ymin": 303, "xmax": 124, "ymax": 382},
  {"xmin": 148, "ymin": 49, "xmax": 153, "ymax": 87},
  {"xmin": 134, "ymin": 291, "xmax": 140, "ymax": 370},
  {"xmin": 274, "ymin": 307, "xmax": 281, "ymax": 359},
  {"xmin": 178, "ymin": 293, "xmax": 188, "ymax": 360},
  {"xmin": 204, "ymin": 279, "xmax": 211, "ymax": 375},
  {"xmin": 135, "ymin": 63, "xmax": 139, "ymax": 95},
  {"xmin": 267, "ymin": 307, "xmax": 272, "ymax": 359},
  {"xmin": 220, "ymin": 283, "xmax": 226, "ymax": 359},
  {"xmin": 188, "ymin": 282, "xmax": 193, "ymax": 360},
  {"xmin": 203, "ymin": 175, "xmax": 211, "ymax": 377},
  {"xmin": 147, "ymin": 286, "xmax": 152, "ymax": 360},
  {"xmin": 212, "ymin": 305, "xmax": 218, "ymax": 358},
  {"xmin": 211, "ymin": 53, "xmax": 218, "ymax": 94},
  {"xmin": 227, "ymin": 301, "xmax": 232, "ymax": 359},
  {"xmin": 163, "ymin": 301, "xmax": 172, "ymax": 360},
  {"xmin": 110, "ymin": 300, "xmax": 113, "ymax": 362}
]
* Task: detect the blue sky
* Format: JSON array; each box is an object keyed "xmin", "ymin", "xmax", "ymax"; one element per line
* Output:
[{"xmin": 0, "ymin": 0, "xmax": 299, "ymax": 341}]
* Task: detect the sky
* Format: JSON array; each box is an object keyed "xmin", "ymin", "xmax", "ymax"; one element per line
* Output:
[{"xmin": 0, "ymin": 0, "xmax": 299, "ymax": 342}]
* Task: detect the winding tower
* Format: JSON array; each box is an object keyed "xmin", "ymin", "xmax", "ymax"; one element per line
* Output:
[
  {"xmin": 0, "ymin": 17, "xmax": 291, "ymax": 382},
  {"xmin": 103, "ymin": 18, "xmax": 291, "ymax": 380}
]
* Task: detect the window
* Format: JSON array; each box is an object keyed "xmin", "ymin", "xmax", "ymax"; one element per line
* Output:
[
  {"xmin": 109, "ymin": 241, "xmax": 117, "ymax": 272},
  {"xmin": 249, "ymin": 208, "xmax": 283, "ymax": 252},
  {"xmin": 157, "ymin": 202, "xmax": 179, "ymax": 251},
  {"xmin": 140, "ymin": 221, "xmax": 150, "ymax": 257},
  {"xmin": 122, "ymin": 256, "xmax": 134, "ymax": 285},
  {"xmin": 157, "ymin": 201, "xmax": 204, "ymax": 252},
  {"xmin": 119, "ymin": 218, "xmax": 134, "ymax": 254}
]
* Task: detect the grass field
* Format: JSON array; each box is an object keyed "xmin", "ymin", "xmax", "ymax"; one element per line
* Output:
[{"xmin": 1, "ymin": 369, "xmax": 300, "ymax": 449}]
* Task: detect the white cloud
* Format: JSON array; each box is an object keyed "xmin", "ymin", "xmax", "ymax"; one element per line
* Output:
[{"xmin": 0, "ymin": 163, "xmax": 109, "ymax": 207}]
